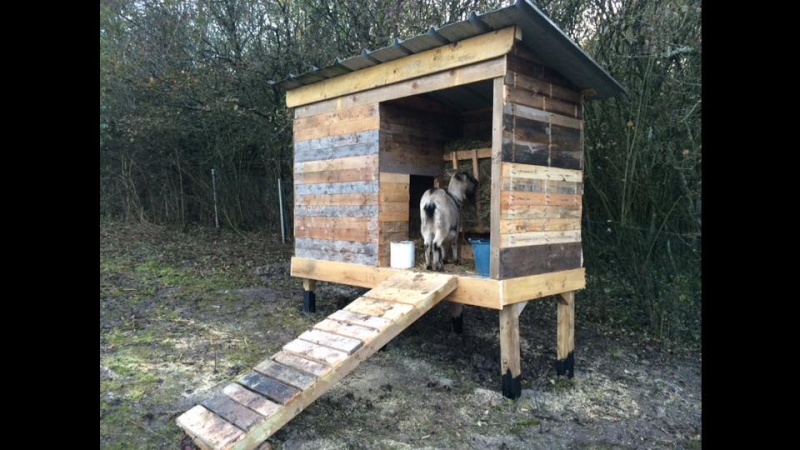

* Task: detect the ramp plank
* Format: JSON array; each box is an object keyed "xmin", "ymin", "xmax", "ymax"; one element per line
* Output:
[
  {"xmin": 328, "ymin": 309, "xmax": 393, "ymax": 330},
  {"xmin": 313, "ymin": 318, "xmax": 381, "ymax": 342},
  {"xmin": 345, "ymin": 297, "xmax": 414, "ymax": 321},
  {"xmin": 283, "ymin": 339, "xmax": 350, "ymax": 366},
  {"xmin": 203, "ymin": 393, "xmax": 264, "ymax": 431},
  {"xmin": 297, "ymin": 329, "xmax": 363, "ymax": 354},
  {"xmin": 272, "ymin": 351, "xmax": 332, "ymax": 377},
  {"xmin": 238, "ymin": 372, "xmax": 301, "ymax": 405},
  {"xmin": 254, "ymin": 359, "xmax": 319, "ymax": 390},
  {"xmin": 177, "ymin": 405, "xmax": 244, "ymax": 450},
  {"xmin": 222, "ymin": 384, "xmax": 281, "ymax": 418}
]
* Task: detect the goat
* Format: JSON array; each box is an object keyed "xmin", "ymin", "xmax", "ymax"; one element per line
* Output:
[{"xmin": 419, "ymin": 171, "xmax": 478, "ymax": 333}]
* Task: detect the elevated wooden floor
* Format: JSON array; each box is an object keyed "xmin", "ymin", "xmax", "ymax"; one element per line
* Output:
[{"xmin": 176, "ymin": 271, "xmax": 458, "ymax": 450}]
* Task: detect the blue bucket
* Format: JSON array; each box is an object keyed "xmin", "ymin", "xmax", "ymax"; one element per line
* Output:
[{"xmin": 469, "ymin": 239, "xmax": 490, "ymax": 277}]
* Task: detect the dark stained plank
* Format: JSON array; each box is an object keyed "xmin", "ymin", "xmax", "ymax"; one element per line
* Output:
[
  {"xmin": 273, "ymin": 351, "xmax": 332, "ymax": 377},
  {"xmin": 498, "ymin": 242, "xmax": 583, "ymax": 278},
  {"xmin": 176, "ymin": 405, "xmax": 245, "ymax": 450},
  {"xmin": 254, "ymin": 359, "xmax": 319, "ymax": 390},
  {"xmin": 222, "ymin": 383, "xmax": 281, "ymax": 418},
  {"xmin": 202, "ymin": 393, "xmax": 264, "ymax": 432},
  {"xmin": 238, "ymin": 371, "xmax": 301, "ymax": 406}
]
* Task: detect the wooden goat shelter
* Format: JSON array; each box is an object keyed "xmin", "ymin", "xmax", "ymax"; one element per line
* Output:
[{"xmin": 282, "ymin": 0, "xmax": 626, "ymax": 398}]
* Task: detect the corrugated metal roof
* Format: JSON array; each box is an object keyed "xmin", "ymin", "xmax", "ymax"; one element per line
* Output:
[{"xmin": 275, "ymin": 0, "xmax": 626, "ymax": 100}]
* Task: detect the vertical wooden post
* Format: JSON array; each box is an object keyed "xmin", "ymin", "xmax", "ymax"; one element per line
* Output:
[
  {"xmin": 452, "ymin": 156, "xmax": 461, "ymax": 262},
  {"xmin": 302, "ymin": 279, "xmax": 316, "ymax": 313},
  {"xmin": 556, "ymin": 291, "xmax": 575, "ymax": 378},
  {"xmin": 499, "ymin": 303, "xmax": 523, "ymax": 399}
]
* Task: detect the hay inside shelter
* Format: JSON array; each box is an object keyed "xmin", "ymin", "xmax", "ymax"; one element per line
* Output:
[{"xmin": 441, "ymin": 139, "xmax": 492, "ymax": 232}]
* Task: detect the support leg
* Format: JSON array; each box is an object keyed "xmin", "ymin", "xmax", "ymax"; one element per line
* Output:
[
  {"xmin": 556, "ymin": 291, "xmax": 575, "ymax": 378},
  {"xmin": 499, "ymin": 303, "xmax": 524, "ymax": 399},
  {"xmin": 450, "ymin": 303, "xmax": 464, "ymax": 334},
  {"xmin": 302, "ymin": 279, "xmax": 316, "ymax": 313}
]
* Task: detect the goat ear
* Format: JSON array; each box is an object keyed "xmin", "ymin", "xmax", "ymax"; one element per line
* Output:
[{"xmin": 454, "ymin": 172, "xmax": 464, "ymax": 181}]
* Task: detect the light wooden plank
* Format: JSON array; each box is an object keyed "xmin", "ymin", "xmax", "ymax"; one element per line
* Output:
[
  {"xmin": 176, "ymin": 405, "xmax": 245, "ymax": 450},
  {"xmin": 294, "ymin": 193, "xmax": 378, "ymax": 207},
  {"xmin": 294, "ymin": 115, "xmax": 381, "ymax": 142},
  {"xmin": 501, "ymin": 177, "xmax": 583, "ymax": 195},
  {"xmin": 379, "ymin": 183, "xmax": 409, "ymax": 203},
  {"xmin": 499, "ymin": 218, "xmax": 581, "ymax": 233},
  {"xmin": 298, "ymin": 328, "xmax": 364, "ymax": 354},
  {"xmin": 254, "ymin": 359, "xmax": 319, "ymax": 390},
  {"xmin": 500, "ymin": 204, "xmax": 581, "ymax": 220},
  {"xmin": 501, "ymin": 162, "xmax": 583, "ymax": 183},
  {"xmin": 238, "ymin": 372, "xmax": 301, "ymax": 406},
  {"xmin": 500, "ymin": 191, "xmax": 580, "ymax": 208},
  {"xmin": 345, "ymin": 297, "xmax": 415, "ymax": 321},
  {"xmin": 295, "ymin": 180, "xmax": 378, "ymax": 196},
  {"xmin": 272, "ymin": 351, "xmax": 331, "ymax": 377},
  {"xmin": 290, "ymin": 257, "xmax": 502, "ymax": 309},
  {"xmin": 295, "ymin": 154, "xmax": 379, "ymax": 175},
  {"xmin": 222, "ymin": 383, "xmax": 281, "ymax": 418},
  {"xmin": 286, "ymin": 27, "xmax": 519, "ymax": 108},
  {"xmin": 380, "ymin": 172, "xmax": 410, "ymax": 183},
  {"xmin": 504, "ymin": 103, "xmax": 583, "ymax": 130},
  {"xmin": 313, "ymin": 318, "xmax": 382, "ymax": 343},
  {"xmin": 499, "ymin": 230, "xmax": 582, "ymax": 248},
  {"xmin": 293, "ymin": 57, "xmax": 507, "ymax": 118},
  {"xmin": 501, "ymin": 268, "xmax": 586, "ymax": 305},
  {"xmin": 557, "ymin": 291, "xmax": 576, "ymax": 360},
  {"xmin": 293, "ymin": 166, "xmax": 378, "ymax": 184},
  {"xmin": 294, "ymin": 225, "xmax": 374, "ymax": 242},
  {"xmin": 283, "ymin": 339, "xmax": 350, "ymax": 367},
  {"xmin": 202, "ymin": 393, "xmax": 264, "ymax": 432},
  {"xmin": 229, "ymin": 272, "xmax": 458, "ymax": 450},
  {"xmin": 328, "ymin": 309, "xmax": 393, "ymax": 331},
  {"xmin": 491, "ymin": 77, "xmax": 505, "ymax": 279},
  {"xmin": 499, "ymin": 304, "xmax": 521, "ymax": 379},
  {"xmin": 507, "ymin": 87, "xmax": 580, "ymax": 118},
  {"xmin": 293, "ymin": 103, "xmax": 378, "ymax": 131}
]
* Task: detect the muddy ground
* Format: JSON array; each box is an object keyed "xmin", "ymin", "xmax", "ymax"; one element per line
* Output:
[{"xmin": 99, "ymin": 221, "xmax": 702, "ymax": 449}]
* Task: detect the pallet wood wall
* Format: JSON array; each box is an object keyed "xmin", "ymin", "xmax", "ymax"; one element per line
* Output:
[
  {"xmin": 293, "ymin": 103, "xmax": 381, "ymax": 265},
  {"xmin": 497, "ymin": 44, "xmax": 585, "ymax": 279}
]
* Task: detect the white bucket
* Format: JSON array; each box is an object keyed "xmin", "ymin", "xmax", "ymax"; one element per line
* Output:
[{"xmin": 390, "ymin": 241, "xmax": 415, "ymax": 269}]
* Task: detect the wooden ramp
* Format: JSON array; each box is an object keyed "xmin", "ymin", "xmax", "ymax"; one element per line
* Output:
[{"xmin": 177, "ymin": 271, "xmax": 458, "ymax": 450}]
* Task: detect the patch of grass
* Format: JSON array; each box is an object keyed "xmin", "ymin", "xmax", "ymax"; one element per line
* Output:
[
  {"xmin": 547, "ymin": 377, "xmax": 576, "ymax": 393},
  {"xmin": 509, "ymin": 417, "xmax": 542, "ymax": 435}
]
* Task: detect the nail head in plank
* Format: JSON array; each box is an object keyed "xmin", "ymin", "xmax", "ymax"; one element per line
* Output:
[
  {"xmin": 273, "ymin": 351, "xmax": 332, "ymax": 377},
  {"xmin": 202, "ymin": 393, "xmax": 264, "ymax": 432},
  {"xmin": 329, "ymin": 309, "xmax": 393, "ymax": 330},
  {"xmin": 283, "ymin": 339, "xmax": 350, "ymax": 366},
  {"xmin": 297, "ymin": 328, "xmax": 363, "ymax": 354},
  {"xmin": 176, "ymin": 405, "xmax": 245, "ymax": 450},
  {"xmin": 254, "ymin": 359, "xmax": 319, "ymax": 390},
  {"xmin": 223, "ymin": 383, "xmax": 281, "ymax": 418},
  {"xmin": 313, "ymin": 318, "xmax": 381, "ymax": 343},
  {"xmin": 238, "ymin": 371, "xmax": 301, "ymax": 405}
]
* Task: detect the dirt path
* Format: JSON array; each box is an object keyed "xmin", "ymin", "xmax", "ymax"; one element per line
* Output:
[{"xmin": 99, "ymin": 224, "xmax": 701, "ymax": 449}]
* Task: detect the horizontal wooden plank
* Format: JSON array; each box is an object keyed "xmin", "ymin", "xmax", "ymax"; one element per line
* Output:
[
  {"xmin": 345, "ymin": 297, "xmax": 415, "ymax": 321},
  {"xmin": 501, "ymin": 204, "xmax": 582, "ymax": 220},
  {"xmin": 499, "ymin": 242, "xmax": 583, "ymax": 278},
  {"xmin": 380, "ymin": 172, "xmax": 410, "ymax": 183},
  {"xmin": 202, "ymin": 393, "xmax": 264, "ymax": 432},
  {"xmin": 501, "ymin": 177, "xmax": 583, "ymax": 195},
  {"xmin": 501, "ymin": 162, "xmax": 583, "ymax": 183},
  {"xmin": 238, "ymin": 371, "xmax": 301, "ymax": 406},
  {"xmin": 313, "ymin": 318, "xmax": 382, "ymax": 343},
  {"xmin": 507, "ymin": 87, "xmax": 580, "ymax": 118},
  {"xmin": 294, "ymin": 166, "xmax": 378, "ymax": 184},
  {"xmin": 222, "ymin": 383, "xmax": 281, "ymax": 418},
  {"xmin": 283, "ymin": 339, "xmax": 350, "ymax": 367},
  {"xmin": 506, "ymin": 50, "xmax": 576, "ymax": 90},
  {"xmin": 286, "ymin": 27, "xmax": 518, "ymax": 108},
  {"xmin": 500, "ymin": 191, "xmax": 581, "ymax": 208},
  {"xmin": 379, "ymin": 183, "xmax": 409, "ymax": 203},
  {"xmin": 294, "ymin": 130, "xmax": 379, "ymax": 163},
  {"xmin": 295, "ymin": 154, "xmax": 379, "ymax": 175},
  {"xmin": 443, "ymin": 148, "xmax": 493, "ymax": 161},
  {"xmin": 294, "ymin": 103, "xmax": 378, "ymax": 131},
  {"xmin": 294, "ymin": 225, "xmax": 374, "ymax": 243},
  {"xmin": 254, "ymin": 359, "xmax": 319, "ymax": 390},
  {"xmin": 498, "ymin": 217, "xmax": 582, "ymax": 233},
  {"xmin": 295, "ymin": 216, "xmax": 376, "ymax": 231},
  {"xmin": 292, "ymin": 56, "xmax": 507, "ymax": 118},
  {"xmin": 379, "ymin": 202, "xmax": 409, "ymax": 222},
  {"xmin": 500, "ymin": 230, "xmax": 582, "ymax": 248},
  {"xmin": 505, "ymin": 69, "xmax": 582, "ymax": 104},
  {"xmin": 272, "ymin": 351, "xmax": 332, "ymax": 377},
  {"xmin": 176, "ymin": 405, "xmax": 245, "ymax": 450},
  {"xmin": 298, "ymin": 328, "xmax": 363, "ymax": 354},
  {"xmin": 294, "ymin": 115, "xmax": 380, "ymax": 142},
  {"xmin": 502, "ymin": 268, "xmax": 586, "ymax": 305},
  {"xmin": 291, "ymin": 257, "xmax": 502, "ymax": 309},
  {"xmin": 294, "ymin": 205, "xmax": 378, "ymax": 218},
  {"xmin": 294, "ymin": 238, "xmax": 378, "ymax": 266},
  {"xmin": 504, "ymin": 103, "xmax": 583, "ymax": 130},
  {"xmin": 295, "ymin": 193, "xmax": 378, "ymax": 208},
  {"xmin": 295, "ymin": 180, "xmax": 378, "ymax": 196}
]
